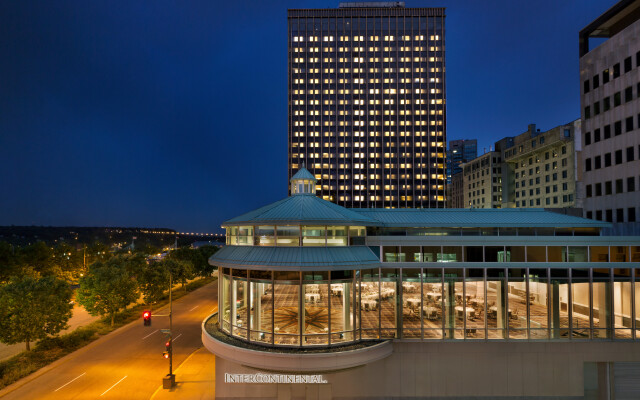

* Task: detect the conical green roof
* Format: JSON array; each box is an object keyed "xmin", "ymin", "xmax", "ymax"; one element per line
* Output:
[
  {"xmin": 223, "ymin": 195, "xmax": 377, "ymax": 226},
  {"xmin": 290, "ymin": 167, "xmax": 317, "ymax": 182}
]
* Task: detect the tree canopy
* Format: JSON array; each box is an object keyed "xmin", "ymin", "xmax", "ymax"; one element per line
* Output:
[
  {"xmin": 0, "ymin": 276, "xmax": 73, "ymax": 350},
  {"xmin": 76, "ymin": 258, "xmax": 138, "ymax": 326},
  {"xmin": 138, "ymin": 261, "xmax": 171, "ymax": 304},
  {"xmin": 168, "ymin": 245, "xmax": 218, "ymax": 277},
  {"xmin": 162, "ymin": 258, "xmax": 194, "ymax": 290}
]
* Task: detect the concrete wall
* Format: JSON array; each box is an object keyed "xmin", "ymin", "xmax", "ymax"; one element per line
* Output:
[
  {"xmin": 580, "ymin": 17, "xmax": 640, "ymax": 223},
  {"xmin": 215, "ymin": 341, "xmax": 640, "ymax": 399}
]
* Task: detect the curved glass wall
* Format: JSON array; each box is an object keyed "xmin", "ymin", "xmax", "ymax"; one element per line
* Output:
[
  {"xmin": 255, "ymin": 226, "xmax": 275, "ymax": 246},
  {"xmin": 249, "ymin": 270, "xmax": 272, "ymax": 344},
  {"xmin": 276, "ymin": 226, "xmax": 300, "ymax": 247},
  {"xmin": 327, "ymin": 226, "xmax": 348, "ymax": 246},
  {"xmin": 232, "ymin": 269, "xmax": 248, "ymax": 339},
  {"xmin": 274, "ymin": 271, "xmax": 300, "ymax": 346},
  {"xmin": 302, "ymin": 271, "xmax": 329, "ymax": 346},
  {"xmin": 330, "ymin": 270, "xmax": 355, "ymax": 344},
  {"xmin": 361, "ymin": 268, "xmax": 380, "ymax": 339},
  {"xmin": 225, "ymin": 225, "xmax": 366, "ymax": 247},
  {"xmin": 380, "ymin": 269, "xmax": 398, "ymax": 339},
  {"xmin": 219, "ymin": 263, "xmax": 640, "ymax": 347},
  {"xmin": 302, "ymin": 226, "xmax": 325, "ymax": 247}
]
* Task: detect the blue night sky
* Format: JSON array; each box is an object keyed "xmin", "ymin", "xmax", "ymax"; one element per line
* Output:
[{"xmin": 0, "ymin": 0, "xmax": 611, "ymax": 232}]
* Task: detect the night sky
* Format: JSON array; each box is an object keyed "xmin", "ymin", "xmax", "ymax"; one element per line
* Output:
[{"xmin": 0, "ymin": 0, "xmax": 611, "ymax": 232}]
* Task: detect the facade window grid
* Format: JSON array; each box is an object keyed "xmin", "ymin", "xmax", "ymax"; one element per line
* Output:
[{"xmin": 289, "ymin": 10, "xmax": 446, "ymax": 208}]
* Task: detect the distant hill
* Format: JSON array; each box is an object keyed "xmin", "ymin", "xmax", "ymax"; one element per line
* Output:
[{"xmin": 0, "ymin": 226, "xmax": 224, "ymax": 249}]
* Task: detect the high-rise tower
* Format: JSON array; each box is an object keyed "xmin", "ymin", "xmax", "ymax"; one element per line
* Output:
[
  {"xmin": 288, "ymin": 2, "xmax": 446, "ymax": 208},
  {"xmin": 446, "ymin": 139, "xmax": 477, "ymax": 184}
]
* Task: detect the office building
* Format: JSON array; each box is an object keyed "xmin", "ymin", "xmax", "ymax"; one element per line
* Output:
[
  {"xmin": 204, "ymin": 167, "xmax": 640, "ymax": 399},
  {"xmin": 288, "ymin": 2, "xmax": 446, "ymax": 209},
  {"xmin": 462, "ymin": 151, "xmax": 502, "ymax": 208},
  {"xmin": 447, "ymin": 170, "xmax": 464, "ymax": 208},
  {"xmin": 501, "ymin": 121, "xmax": 581, "ymax": 209},
  {"xmin": 458, "ymin": 121, "xmax": 581, "ymax": 210},
  {"xmin": 580, "ymin": 0, "xmax": 640, "ymax": 225},
  {"xmin": 446, "ymin": 138, "xmax": 477, "ymax": 184}
]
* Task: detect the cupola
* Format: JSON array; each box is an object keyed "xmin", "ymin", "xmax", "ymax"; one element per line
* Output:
[{"xmin": 290, "ymin": 165, "xmax": 317, "ymax": 195}]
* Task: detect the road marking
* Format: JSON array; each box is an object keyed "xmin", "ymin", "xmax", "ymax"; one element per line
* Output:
[
  {"xmin": 172, "ymin": 333, "xmax": 182, "ymax": 342},
  {"xmin": 189, "ymin": 305, "xmax": 199, "ymax": 312},
  {"xmin": 100, "ymin": 375, "xmax": 127, "ymax": 397},
  {"xmin": 54, "ymin": 372, "xmax": 86, "ymax": 392},
  {"xmin": 142, "ymin": 329, "xmax": 159, "ymax": 340}
]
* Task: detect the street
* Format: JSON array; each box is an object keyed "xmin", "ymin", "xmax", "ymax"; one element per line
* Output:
[{"xmin": 0, "ymin": 281, "xmax": 218, "ymax": 399}]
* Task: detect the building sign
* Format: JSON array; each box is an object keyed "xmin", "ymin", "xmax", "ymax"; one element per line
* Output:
[{"xmin": 225, "ymin": 373, "xmax": 328, "ymax": 384}]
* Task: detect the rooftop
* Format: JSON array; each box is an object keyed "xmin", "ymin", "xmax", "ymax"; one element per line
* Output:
[
  {"xmin": 223, "ymin": 195, "xmax": 378, "ymax": 226},
  {"xmin": 210, "ymin": 245, "xmax": 380, "ymax": 270},
  {"xmin": 353, "ymin": 208, "xmax": 610, "ymax": 228},
  {"xmin": 579, "ymin": 0, "xmax": 640, "ymax": 56}
]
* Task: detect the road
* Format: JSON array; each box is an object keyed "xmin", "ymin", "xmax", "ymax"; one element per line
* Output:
[{"xmin": 0, "ymin": 280, "xmax": 218, "ymax": 400}]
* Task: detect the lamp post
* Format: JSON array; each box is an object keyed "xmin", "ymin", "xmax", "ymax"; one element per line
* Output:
[{"xmin": 163, "ymin": 273, "xmax": 175, "ymax": 389}]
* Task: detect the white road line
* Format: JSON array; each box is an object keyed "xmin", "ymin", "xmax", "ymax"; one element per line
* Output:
[
  {"xmin": 100, "ymin": 375, "xmax": 127, "ymax": 397},
  {"xmin": 189, "ymin": 305, "xmax": 199, "ymax": 312},
  {"xmin": 172, "ymin": 333, "xmax": 182, "ymax": 342},
  {"xmin": 142, "ymin": 329, "xmax": 159, "ymax": 340},
  {"xmin": 54, "ymin": 372, "xmax": 86, "ymax": 392}
]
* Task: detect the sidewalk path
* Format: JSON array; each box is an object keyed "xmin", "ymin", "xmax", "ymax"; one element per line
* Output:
[
  {"xmin": 150, "ymin": 347, "xmax": 215, "ymax": 400},
  {"xmin": 0, "ymin": 303, "xmax": 99, "ymax": 361}
]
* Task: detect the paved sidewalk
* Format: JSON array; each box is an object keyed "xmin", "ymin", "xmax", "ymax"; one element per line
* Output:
[
  {"xmin": 0, "ymin": 303, "xmax": 99, "ymax": 361},
  {"xmin": 151, "ymin": 346, "xmax": 215, "ymax": 400}
]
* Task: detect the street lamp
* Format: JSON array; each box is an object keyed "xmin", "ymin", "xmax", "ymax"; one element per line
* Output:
[{"xmin": 162, "ymin": 273, "xmax": 175, "ymax": 389}]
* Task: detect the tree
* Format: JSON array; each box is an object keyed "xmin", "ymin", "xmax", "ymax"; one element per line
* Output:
[
  {"xmin": 137, "ymin": 261, "xmax": 170, "ymax": 304},
  {"xmin": 161, "ymin": 258, "xmax": 194, "ymax": 291},
  {"xmin": 133, "ymin": 242, "xmax": 161, "ymax": 256},
  {"xmin": 120, "ymin": 253, "xmax": 148, "ymax": 279},
  {"xmin": 76, "ymin": 259, "xmax": 138, "ymax": 327},
  {"xmin": 196, "ymin": 246, "xmax": 219, "ymax": 276},
  {"xmin": 18, "ymin": 241, "xmax": 55, "ymax": 276},
  {"xmin": 86, "ymin": 241, "xmax": 111, "ymax": 266},
  {"xmin": 0, "ymin": 241, "xmax": 21, "ymax": 282},
  {"xmin": 53, "ymin": 242, "xmax": 83, "ymax": 282},
  {"xmin": 168, "ymin": 247, "xmax": 218, "ymax": 277},
  {"xmin": 0, "ymin": 276, "xmax": 73, "ymax": 351}
]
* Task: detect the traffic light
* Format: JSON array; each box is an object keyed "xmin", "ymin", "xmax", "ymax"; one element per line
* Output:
[
  {"xmin": 143, "ymin": 310, "xmax": 151, "ymax": 326},
  {"xmin": 163, "ymin": 338, "xmax": 171, "ymax": 359}
]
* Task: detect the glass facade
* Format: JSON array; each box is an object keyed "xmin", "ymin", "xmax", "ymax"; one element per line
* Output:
[
  {"xmin": 379, "ymin": 245, "xmax": 632, "ymax": 263},
  {"xmin": 219, "ymin": 263, "xmax": 640, "ymax": 347},
  {"xmin": 227, "ymin": 224, "xmax": 366, "ymax": 247},
  {"xmin": 288, "ymin": 7, "xmax": 446, "ymax": 208},
  {"xmin": 218, "ymin": 202, "xmax": 636, "ymax": 348}
]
